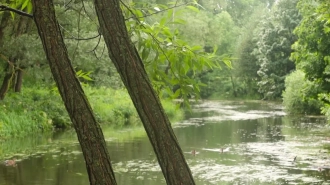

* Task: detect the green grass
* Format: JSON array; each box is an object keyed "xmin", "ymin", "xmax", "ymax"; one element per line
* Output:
[{"xmin": 0, "ymin": 86, "xmax": 184, "ymax": 140}]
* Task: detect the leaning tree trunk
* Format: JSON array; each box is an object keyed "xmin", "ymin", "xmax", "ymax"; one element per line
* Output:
[
  {"xmin": 32, "ymin": 0, "xmax": 117, "ymax": 184},
  {"xmin": 94, "ymin": 0, "xmax": 196, "ymax": 184}
]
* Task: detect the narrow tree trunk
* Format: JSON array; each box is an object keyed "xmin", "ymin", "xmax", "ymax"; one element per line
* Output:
[
  {"xmin": 14, "ymin": 69, "xmax": 23, "ymax": 92},
  {"xmin": 0, "ymin": 63, "xmax": 14, "ymax": 100},
  {"xmin": 0, "ymin": 73, "xmax": 12, "ymax": 100},
  {"xmin": 0, "ymin": 3, "xmax": 12, "ymax": 100},
  {"xmin": 0, "ymin": 0, "xmax": 10, "ymax": 47},
  {"xmin": 230, "ymin": 75, "xmax": 237, "ymax": 97},
  {"xmin": 94, "ymin": 1, "xmax": 195, "ymax": 184},
  {"xmin": 32, "ymin": 0, "xmax": 117, "ymax": 184},
  {"xmin": 0, "ymin": 11, "xmax": 32, "ymax": 98}
]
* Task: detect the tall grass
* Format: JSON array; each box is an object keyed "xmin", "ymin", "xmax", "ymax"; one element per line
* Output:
[
  {"xmin": 0, "ymin": 86, "xmax": 184, "ymax": 139},
  {"xmin": 86, "ymin": 86, "xmax": 184, "ymax": 127},
  {"xmin": 0, "ymin": 109, "xmax": 53, "ymax": 139}
]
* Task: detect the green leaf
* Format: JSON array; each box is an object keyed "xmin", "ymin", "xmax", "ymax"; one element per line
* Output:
[
  {"xmin": 10, "ymin": 11, "xmax": 15, "ymax": 19},
  {"xmin": 162, "ymin": 28, "xmax": 172, "ymax": 37},
  {"xmin": 190, "ymin": 45, "xmax": 202, "ymax": 51},
  {"xmin": 76, "ymin": 70, "xmax": 82, "ymax": 76},
  {"xmin": 20, "ymin": 0, "xmax": 29, "ymax": 10},
  {"xmin": 171, "ymin": 19, "xmax": 186, "ymax": 25},
  {"xmin": 27, "ymin": 2, "xmax": 32, "ymax": 13},
  {"xmin": 167, "ymin": 9, "xmax": 173, "ymax": 18},
  {"xmin": 81, "ymin": 75, "xmax": 93, "ymax": 81},
  {"xmin": 141, "ymin": 47, "xmax": 150, "ymax": 60},
  {"xmin": 172, "ymin": 89, "xmax": 181, "ymax": 98},
  {"xmin": 186, "ymin": 6, "xmax": 199, "ymax": 13},
  {"xmin": 159, "ymin": 17, "xmax": 167, "ymax": 26}
]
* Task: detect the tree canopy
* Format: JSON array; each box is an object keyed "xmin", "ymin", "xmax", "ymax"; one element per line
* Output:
[{"xmin": 251, "ymin": 0, "xmax": 301, "ymax": 100}]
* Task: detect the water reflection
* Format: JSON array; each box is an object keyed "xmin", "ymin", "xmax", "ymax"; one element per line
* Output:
[{"xmin": 1, "ymin": 100, "xmax": 330, "ymax": 185}]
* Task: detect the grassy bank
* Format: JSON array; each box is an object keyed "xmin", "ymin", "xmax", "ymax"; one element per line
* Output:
[{"xmin": 0, "ymin": 86, "xmax": 184, "ymax": 140}]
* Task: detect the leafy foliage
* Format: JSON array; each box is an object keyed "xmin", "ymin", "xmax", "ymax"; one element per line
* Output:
[
  {"xmin": 193, "ymin": 0, "xmax": 275, "ymax": 26},
  {"xmin": 231, "ymin": 7, "xmax": 267, "ymax": 99},
  {"xmin": 282, "ymin": 70, "xmax": 322, "ymax": 115},
  {"xmin": 122, "ymin": 1, "xmax": 229, "ymax": 105},
  {"xmin": 290, "ymin": 0, "xmax": 330, "ymax": 117},
  {"xmin": 6, "ymin": 0, "xmax": 33, "ymax": 18},
  {"xmin": 291, "ymin": 0, "xmax": 330, "ymax": 91},
  {"xmin": 252, "ymin": 0, "xmax": 301, "ymax": 100}
]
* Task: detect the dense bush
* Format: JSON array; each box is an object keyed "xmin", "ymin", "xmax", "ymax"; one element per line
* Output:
[{"xmin": 282, "ymin": 70, "xmax": 322, "ymax": 115}]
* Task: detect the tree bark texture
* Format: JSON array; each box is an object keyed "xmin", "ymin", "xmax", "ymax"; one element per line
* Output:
[
  {"xmin": 31, "ymin": 0, "xmax": 117, "ymax": 184},
  {"xmin": 0, "ymin": 11, "xmax": 32, "ymax": 98},
  {"xmin": 94, "ymin": 0, "xmax": 196, "ymax": 184},
  {"xmin": 0, "ymin": 2, "xmax": 12, "ymax": 100},
  {"xmin": 0, "ymin": 63, "xmax": 14, "ymax": 100},
  {"xmin": 0, "ymin": 9, "xmax": 10, "ymax": 47},
  {"xmin": 0, "ymin": 72, "xmax": 12, "ymax": 100},
  {"xmin": 14, "ymin": 68, "xmax": 23, "ymax": 92}
]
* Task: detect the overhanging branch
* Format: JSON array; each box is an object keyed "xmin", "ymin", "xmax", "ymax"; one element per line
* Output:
[
  {"xmin": 0, "ymin": 5, "xmax": 33, "ymax": 18},
  {"xmin": 122, "ymin": 1, "xmax": 189, "ymax": 21}
]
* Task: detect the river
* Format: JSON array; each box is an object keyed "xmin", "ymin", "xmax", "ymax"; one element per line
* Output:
[{"xmin": 1, "ymin": 100, "xmax": 330, "ymax": 184}]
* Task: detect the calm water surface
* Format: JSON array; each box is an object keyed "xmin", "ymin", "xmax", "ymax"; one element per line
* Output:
[{"xmin": 1, "ymin": 100, "xmax": 330, "ymax": 185}]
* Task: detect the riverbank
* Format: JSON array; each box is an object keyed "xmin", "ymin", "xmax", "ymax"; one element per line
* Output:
[
  {"xmin": 2, "ymin": 100, "xmax": 330, "ymax": 185},
  {"xmin": 0, "ymin": 125, "xmax": 150, "ymax": 160},
  {"xmin": 0, "ymin": 86, "xmax": 184, "ymax": 140}
]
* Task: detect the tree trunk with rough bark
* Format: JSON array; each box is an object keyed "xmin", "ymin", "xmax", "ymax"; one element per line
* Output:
[
  {"xmin": 0, "ymin": 11, "xmax": 31, "ymax": 99},
  {"xmin": 0, "ymin": 9, "xmax": 10, "ymax": 47},
  {"xmin": 0, "ymin": 2, "xmax": 12, "ymax": 100},
  {"xmin": 93, "ymin": 0, "xmax": 196, "ymax": 184},
  {"xmin": 0, "ymin": 72, "xmax": 12, "ymax": 100},
  {"xmin": 0, "ymin": 63, "xmax": 14, "ymax": 100},
  {"xmin": 14, "ymin": 68, "xmax": 23, "ymax": 92},
  {"xmin": 32, "ymin": 0, "xmax": 117, "ymax": 184}
]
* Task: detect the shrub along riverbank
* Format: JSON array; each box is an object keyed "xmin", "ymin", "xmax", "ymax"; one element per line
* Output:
[{"xmin": 0, "ymin": 86, "xmax": 184, "ymax": 140}]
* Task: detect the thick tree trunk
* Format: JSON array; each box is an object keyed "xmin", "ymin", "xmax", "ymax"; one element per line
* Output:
[
  {"xmin": 32, "ymin": 0, "xmax": 117, "ymax": 184},
  {"xmin": 94, "ymin": 1, "xmax": 195, "ymax": 184}
]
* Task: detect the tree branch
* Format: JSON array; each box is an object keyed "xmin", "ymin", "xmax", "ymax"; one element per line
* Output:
[
  {"xmin": 0, "ymin": 5, "xmax": 33, "ymax": 18},
  {"xmin": 122, "ymin": 2, "xmax": 189, "ymax": 21}
]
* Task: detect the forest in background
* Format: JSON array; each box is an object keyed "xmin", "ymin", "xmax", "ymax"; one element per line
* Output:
[{"xmin": 0, "ymin": 0, "xmax": 330, "ymax": 139}]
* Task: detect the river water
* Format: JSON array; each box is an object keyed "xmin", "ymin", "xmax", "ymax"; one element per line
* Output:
[{"xmin": 1, "ymin": 100, "xmax": 330, "ymax": 184}]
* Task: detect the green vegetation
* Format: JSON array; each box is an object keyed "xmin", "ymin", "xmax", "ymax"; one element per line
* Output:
[
  {"xmin": 282, "ymin": 70, "xmax": 322, "ymax": 115},
  {"xmin": 0, "ymin": 87, "xmax": 184, "ymax": 140},
  {"xmin": 2, "ymin": 0, "xmax": 330, "ymax": 141},
  {"xmin": 283, "ymin": 0, "xmax": 330, "ymax": 117},
  {"xmin": 251, "ymin": 0, "xmax": 300, "ymax": 100}
]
